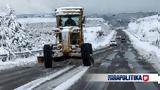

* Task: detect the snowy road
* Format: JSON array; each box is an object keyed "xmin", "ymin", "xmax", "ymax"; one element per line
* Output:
[
  {"xmin": 0, "ymin": 30, "xmax": 160, "ymax": 90},
  {"xmin": 70, "ymin": 30, "xmax": 160, "ymax": 90},
  {"xmin": 0, "ymin": 43, "xmax": 112, "ymax": 90},
  {"xmin": 0, "ymin": 64, "xmax": 73, "ymax": 90}
]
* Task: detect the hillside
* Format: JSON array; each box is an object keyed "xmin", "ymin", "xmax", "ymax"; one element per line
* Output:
[{"xmin": 128, "ymin": 15, "xmax": 160, "ymax": 47}]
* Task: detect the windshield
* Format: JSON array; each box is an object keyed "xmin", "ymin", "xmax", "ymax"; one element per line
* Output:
[{"xmin": 59, "ymin": 15, "xmax": 80, "ymax": 27}]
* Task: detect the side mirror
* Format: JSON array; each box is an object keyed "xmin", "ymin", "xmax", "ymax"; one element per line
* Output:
[{"xmin": 82, "ymin": 16, "xmax": 85, "ymax": 23}]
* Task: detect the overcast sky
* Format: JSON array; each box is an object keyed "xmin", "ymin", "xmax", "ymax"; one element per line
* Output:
[{"xmin": 0, "ymin": 0, "xmax": 160, "ymax": 14}]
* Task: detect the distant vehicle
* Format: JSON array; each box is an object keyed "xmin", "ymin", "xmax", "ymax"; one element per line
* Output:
[
  {"xmin": 110, "ymin": 40, "xmax": 117, "ymax": 46},
  {"xmin": 37, "ymin": 7, "xmax": 94, "ymax": 68}
]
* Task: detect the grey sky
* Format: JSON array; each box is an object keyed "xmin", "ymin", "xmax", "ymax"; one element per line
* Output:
[{"xmin": 0, "ymin": 0, "xmax": 159, "ymax": 14}]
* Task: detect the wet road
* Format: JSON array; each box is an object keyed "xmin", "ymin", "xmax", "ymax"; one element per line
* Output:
[
  {"xmin": 70, "ymin": 30, "xmax": 160, "ymax": 90},
  {"xmin": 0, "ymin": 61, "xmax": 72, "ymax": 90},
  {"xmin": 0, "ymin": 30, "xmax": 160, "ymax": 90},
  {"xmin": 0, "ymin": 41, "xmax": 111, "ymax": 90}
]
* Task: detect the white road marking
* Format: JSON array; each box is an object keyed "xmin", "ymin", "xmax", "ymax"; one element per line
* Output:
[
  {"xmin": 53, "ymin": 66, "xmax": 89, "ymax": 90},
  {"xmin": 15, "ymin": 66, "xmax": 74, "ymax": 90}
]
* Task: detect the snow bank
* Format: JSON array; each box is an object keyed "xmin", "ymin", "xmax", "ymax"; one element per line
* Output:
[
  {"xmin": 84, "ymin": 18, "xmax": 114, "ymax": 50},
  {"xmin": 128, "ymin": 15, "xmax": 160, "ymax": 47},
  {"xmin": 126, "ymin": 15, "xmax": 160, "ymax": 72},
  {"xmin": 0, "ymin": 56, "xmax": 37, "ymax": 71},
  {"xmin": 84, "ymin": 27, "xmax": 115, "ymax": 50},
  {"xmin": 125, "ymin": 30, "xmax": 160, "ymax": 73}
]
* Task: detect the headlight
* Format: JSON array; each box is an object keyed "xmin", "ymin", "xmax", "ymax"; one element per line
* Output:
[{"xmin": 57, "ymin": 44, "xmax": 62, "ymax": 49}]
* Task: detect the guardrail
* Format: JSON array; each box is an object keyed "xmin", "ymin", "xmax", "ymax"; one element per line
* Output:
[
  {"xmin": 0, "ymin": 46, "xmax": 110, "ymax": 62},
  {"xmin": 0, "ymin": 50, "xmax": 43, "ymax": 62}
]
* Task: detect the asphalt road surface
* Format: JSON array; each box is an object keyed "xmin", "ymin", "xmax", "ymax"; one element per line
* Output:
[
  {"xmin": 0, "ymin": 41, "xmax": 109, "ymax": 90},
  {"xmin": 0, "ymin": 30, "xmax": 160, "ymax": 90},
  {"xmin": 70, "ymin": 30, "xmax": 160, "ymax": 90},
  {"xmin": 0, "ymin": 60, "xmax": 73, "ymax": 90}
]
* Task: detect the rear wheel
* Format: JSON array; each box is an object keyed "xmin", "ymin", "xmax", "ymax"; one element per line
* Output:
[
  {"xmin": 81, "ymin": 43, "xmax": 94, "ymax": 66},
  {"xmin": 43, "ymin": 44, "xmax": 52, "ymax": 68}
]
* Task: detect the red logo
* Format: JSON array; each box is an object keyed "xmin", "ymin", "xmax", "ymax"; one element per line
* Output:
[{"xmin": 143, "ymin": 75, "xmax": 149, "ymax": 82}]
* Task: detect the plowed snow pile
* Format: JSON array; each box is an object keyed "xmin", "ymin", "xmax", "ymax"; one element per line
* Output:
[{"xmin": 128, "ymin": 15, "xmax": 160, "ymax": 47}]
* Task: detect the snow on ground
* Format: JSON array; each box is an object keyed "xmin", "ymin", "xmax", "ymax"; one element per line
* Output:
[
  {"xmin": 126, "ymin": 14, "xmax": 160, "ymax": 73},
  {"xmin": 128, "ymin": 15, "xmax": 160, "ymax": 47},
  {"xmin": 0, "ymin": 47, "xmax": 9, "ymax": 55},
  {"xmin": 17, "ymin": 18, "xmax": 56, "ymax": 23},
  {"xmin": 84, "ymin": 27, "xmax": 115, "ymax": 50},
  {"xmin": 125, "ymin": 30, "xmax": 160, "ymax": 73},
  {"xmin": 86, "ymin": 18, "xmax": 105, "ymax": 22},
  {"xmin": 0, "ymin": 10, "xmax": 32, "ymax": 55},
  {"xmin": 0, "ymin": 56, "xmax": 37, "ymax": 71}
]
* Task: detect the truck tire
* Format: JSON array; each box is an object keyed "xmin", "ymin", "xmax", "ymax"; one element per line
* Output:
[
  {"xmin": 43, "ymin": 44, "xmax": 52, "ymax": 68},
  {"xmin": 88, "ymin": 43, "xmax": 93, "ymax": 54},
  {"xmin": 81, "ymin": 43, "xmax": 94, "ymax": 66}
]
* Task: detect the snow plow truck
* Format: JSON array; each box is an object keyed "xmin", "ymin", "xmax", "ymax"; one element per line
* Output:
[{"xmin": 37, "ymin": 7, "xmax": 94, "ymax": 68}]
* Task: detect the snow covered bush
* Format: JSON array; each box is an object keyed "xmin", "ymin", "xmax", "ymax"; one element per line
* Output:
[
  {"xmin": 0, "ymin": 9, "xmax": 31, "ymax": 55},
  {"xmin": 127, "ymin": 15, "xmax": 160, "ymax": 47},
  {"xmin": 84, "ymin": 20, "xmax": 113, "ymax": 49}
]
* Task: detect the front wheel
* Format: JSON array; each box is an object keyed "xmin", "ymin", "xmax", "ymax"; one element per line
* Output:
[
  {"xmin": 43, "ymin": 44, "xmax": 52, "ymax": 68},
  {"xmin": 81, "ymin": 43, "xmax": 94, "ymax": 66}
]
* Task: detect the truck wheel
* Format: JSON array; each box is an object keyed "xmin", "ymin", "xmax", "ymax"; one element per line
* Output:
[
  {"xmin": 43, "ymin": 44, "xmax": 52, "ymax": 68},
  {"xmin": 81, "ymin": 43, "xmax": 94, "ymax": 66},
  {"xmin": 88, "ymin": 43, "xmax": 93, "ymax": 54}
]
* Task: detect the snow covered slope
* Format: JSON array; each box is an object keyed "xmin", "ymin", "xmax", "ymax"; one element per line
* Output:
[
  {"xmin": 125, "ymin": 31, "xmax": 160, "ymax": 73},
  {"xmin": 84, "ymin": 26, "xmax": 114, "ymax": 50},
  {"xmin": 128, "ymin": 15, "xmax": 160, "ymax": 47},
  {"xmin": 126, "ymin": 14, "xmax": 160, "ymax": 73}
]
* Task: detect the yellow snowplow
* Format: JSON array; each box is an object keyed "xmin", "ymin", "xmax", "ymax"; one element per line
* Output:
[{"xmin": 37, "ymin": 7, "xmax": 94, "ymax": 68}]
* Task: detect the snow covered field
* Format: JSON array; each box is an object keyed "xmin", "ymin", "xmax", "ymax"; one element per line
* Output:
[
  {"xmin": 17, "ymin": 18, "xmax": 56, "ymax": 23},
  {"xmin": 126, "ymin": 14, "xmax": 160, "ymax": 73}
]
